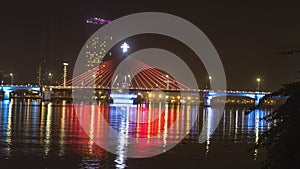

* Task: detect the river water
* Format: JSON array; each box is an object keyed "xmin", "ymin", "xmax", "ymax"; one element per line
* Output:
[{"xmin": 0, "ymin": 100, "xmax": 271, "ymax": 169}]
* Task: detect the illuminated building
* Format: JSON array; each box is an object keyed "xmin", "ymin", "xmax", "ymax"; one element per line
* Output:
[
  {"xmin": 85, "ymin": 17, "xmax": 112, "ymax": 68},
  {"xmin": 37, "ymin": 60, "xmax": 47, "ymax": 85}
]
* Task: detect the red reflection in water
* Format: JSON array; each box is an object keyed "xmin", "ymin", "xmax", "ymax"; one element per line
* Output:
[
  {"xmin": 55, "ymin": 103, "xmax": 196, "ymax": 158},
  {"xmin": 74, "ymin": 104, "xmax": 179, "ymax": 139},
  {"xmin": 55, "ymin": 103, "xmax": 107, "ymax": 157},
  {"xmin": 130, "ymin": 109, "xmax": 178, "ymax": 138}
]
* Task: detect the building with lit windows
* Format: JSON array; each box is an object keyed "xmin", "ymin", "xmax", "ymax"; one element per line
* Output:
[{"xmin": 85, "ymin": 17, "xmax": 112, "ymax": 68}]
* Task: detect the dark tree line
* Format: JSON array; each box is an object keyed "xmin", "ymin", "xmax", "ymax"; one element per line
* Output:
[{"xmin": 248, "ymin": 77, "xmax": 300, "ymax": 169}]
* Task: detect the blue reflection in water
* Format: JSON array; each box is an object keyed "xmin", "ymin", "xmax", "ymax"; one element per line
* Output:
[
  {"xmin": 109, "ymin": 105, "xmax": 131, "ymax": 169},
  {"xmin": 202, "ymin": 107, "xmax": 271, "ymax": 155},
  {"xmin": 0, "ymin": 100, "xmax": 12, "ymax": 157}
]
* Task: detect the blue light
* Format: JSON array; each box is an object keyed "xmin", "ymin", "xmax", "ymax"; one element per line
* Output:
[
  {"xmin": 110, "ymin": 93, "xmax": 137, "ymax": 104},
  {"xmin": 0, "ymin": 85, "xmax": 41, "ymax": 100},
  {"xmin": 204, "ymin": 90, "xmax": 269, "ymax": 106},
  {"xmin": 110, "ymin": 93, "xmax": 137, "ymax": 99}
]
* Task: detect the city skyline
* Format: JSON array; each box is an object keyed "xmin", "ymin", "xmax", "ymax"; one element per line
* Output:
[{"xmin": 0, "ymin": 1, "xmax": 299, "ymax": 91}]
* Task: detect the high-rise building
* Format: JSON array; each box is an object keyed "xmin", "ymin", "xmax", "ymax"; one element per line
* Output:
[
  {"xmin": 37, "ymin": 59, "xmax": 56, "ymax": 85},
  {"xmin": 85, "ymin": 17, "xmax": 112, "ymax": 68},
  {"xmin": 37, "ymin": 60, "xmax": 48, "ymax": 85}
]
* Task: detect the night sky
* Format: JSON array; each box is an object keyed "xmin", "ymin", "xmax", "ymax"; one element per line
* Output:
[{"xmin": 0, "ymin": 1, "xmax": 299, "ymax": 91}]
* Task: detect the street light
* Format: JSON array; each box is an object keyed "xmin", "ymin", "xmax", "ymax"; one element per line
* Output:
[
  {"xmin": 256, "ymin": 78, "xmax": 261, "ymax": 92},
  {"xmin": 48, "ymin": 73, "xmax": 53, "ymax": 85},
  {"xmin": 9, "ymin": 73, "xmax": 13, "ymax": 85},
  {"xmin": 209, "ymin": 76, "xmax": 212, "ymax": 89}
]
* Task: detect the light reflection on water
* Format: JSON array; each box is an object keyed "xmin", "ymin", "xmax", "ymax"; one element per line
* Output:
[{"xmin": 0, "ymin": 100, "xmax": 271, "ymax": 168}]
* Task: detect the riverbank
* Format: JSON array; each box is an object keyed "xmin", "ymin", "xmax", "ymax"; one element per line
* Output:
[
  {"xmin": 0, "ymin": 142, "xmax": 265, "ymax": 169},
  {"xmin": 123, "ymin": 142, "xmax": 264, "ymax": 169}
]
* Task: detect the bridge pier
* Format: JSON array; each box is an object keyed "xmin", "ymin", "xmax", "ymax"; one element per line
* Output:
[
  {"xmin": 254, "ymin": 94, "xmax": 262, "ymax": 106},
  {"xmin": 3, "ymin": 90, "xmax": 12, "ymax": 100},
  {"xmin": 204, "ymin": 96, "xmax": 212, "ymax": 107},
  {"xmin": 203, "ymin": 91, "xmax": 212, "ymax": 107},
  {"xmin": 42, "ymin": 90, "xmax": 52, "ymax": 101}
]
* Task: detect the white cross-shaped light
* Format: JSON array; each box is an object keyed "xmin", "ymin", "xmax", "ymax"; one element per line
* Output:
[{"xmin": 121, "ymin": 42, "xmax": 130, "ymax": 53}]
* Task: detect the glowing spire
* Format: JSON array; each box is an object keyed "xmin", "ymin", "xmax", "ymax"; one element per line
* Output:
[{"xmin": 121, "ymin": 42, "xmax": 130, "ymax": 53}]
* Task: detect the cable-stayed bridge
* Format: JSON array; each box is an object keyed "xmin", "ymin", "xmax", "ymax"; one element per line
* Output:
[{"xmin": 0, "ymin": 60, "xmax": 270, "ymax": 106}]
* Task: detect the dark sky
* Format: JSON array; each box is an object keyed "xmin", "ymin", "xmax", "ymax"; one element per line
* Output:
[{"xmin": 0, "ymin": 1, "xmax": 299, "ymax": 91}]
